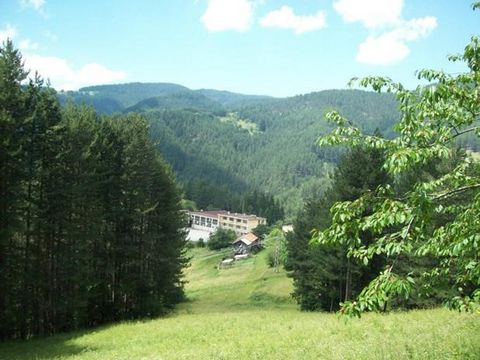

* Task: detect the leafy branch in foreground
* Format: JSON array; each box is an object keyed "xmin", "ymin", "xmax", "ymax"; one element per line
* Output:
[{"xmin": 313, "ymin": 31, "xmax": 480, "ymax": 317}]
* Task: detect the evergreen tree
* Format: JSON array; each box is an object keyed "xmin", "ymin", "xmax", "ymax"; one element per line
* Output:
[
  {"xmin": 0, "ymin": 42, "xmax": 188, "ymax": 339},
  {"xmin": 286, "ymin": 145, "xmax": 389, "ymax": 311},
  {"xmin": 0, "ymin": 39, "xmax": 29, "ymax": 339},
  {"xmin": 208, "ymin": 228, "xmax": 236, "ymax": 250}
]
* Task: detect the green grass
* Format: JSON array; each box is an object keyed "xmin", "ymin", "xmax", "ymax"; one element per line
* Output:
[
  {"xmin": 1, "ymin": 248, "xmax": 479, "ymax": 359},
  {"xmin": 217, "ymin": 112, "xmax": 259, "ymax": 135}
]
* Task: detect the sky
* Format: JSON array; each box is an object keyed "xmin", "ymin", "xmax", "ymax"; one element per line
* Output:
[{"xmin": 1, "ymin": 0, "xmax": 479, "ymax": 97}]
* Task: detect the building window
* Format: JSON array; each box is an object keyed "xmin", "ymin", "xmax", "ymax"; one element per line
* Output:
[
  {"xmin": 243, "ymin": 220, "xmax": 247, "ymax": 224},
  {"xmin": 213, "ymin": 219, "xmax": 218, "ymax": 225}
]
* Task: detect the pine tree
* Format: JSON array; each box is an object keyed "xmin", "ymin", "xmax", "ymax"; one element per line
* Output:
[
  {"xmin": 286, "ymin": 145, "xmax": 389, "ymax": 311},
  {"xmin": 0, "ymin": 41, "xmax": 188, "ymax": 339},
  {"xmin": 0, "ymin": 40, "xmax": 29, "ymax": 338}
]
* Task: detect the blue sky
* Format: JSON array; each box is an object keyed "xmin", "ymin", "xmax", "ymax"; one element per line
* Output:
[{"xmin": 1, "ymin": 0, "xmax": 478, "ymax": 96}]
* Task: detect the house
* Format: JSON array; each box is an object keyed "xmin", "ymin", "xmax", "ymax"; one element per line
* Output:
[
  {"xmin": 232, "ymin": 232, "xmax": 261, "ymax": 254},
  {"xmin": 188, "ymin": 210, "xmax": 266, "ymax": 236}
]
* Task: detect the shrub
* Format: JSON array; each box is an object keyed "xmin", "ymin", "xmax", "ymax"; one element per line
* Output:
[{"xmin": 207, "ymin": 228, "xmax": 236, "ymax": 250}]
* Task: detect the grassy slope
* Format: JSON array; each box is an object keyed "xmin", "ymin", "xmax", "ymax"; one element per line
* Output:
[{"xmin": 1, "ymin": 248, "xmax": 479, "ymax": 360}]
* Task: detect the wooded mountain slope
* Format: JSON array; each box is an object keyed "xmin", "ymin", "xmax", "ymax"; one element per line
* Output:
[{"xmin": 59, "ymin": 83, "xmax": 402, "ymax": 217}]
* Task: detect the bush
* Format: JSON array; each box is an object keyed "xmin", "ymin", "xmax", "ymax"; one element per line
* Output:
[
  {"xmin": 266, "ymin": 251, "xmax": 276, "ymax": 268},
  {"xmin": 252, "ymin": 224, "xmax": 271, "ymax": 238},
  {"xmin": 207, "ymin": 228, "xmax": 236, "ymax": 250}
]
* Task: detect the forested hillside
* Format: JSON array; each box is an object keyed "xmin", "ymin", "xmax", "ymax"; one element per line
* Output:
[
  {"xmin": 57, "ymin": 82, "xmax": 190, "ymax": 113},
  {"xmin": 60, "ymin": 82, "xmax": 478, "ymax": 218},
  {"xmin": 145, "ymin": 90, "xmax": 400, "ymax": 216},
  {"xmin": 58, "ymin": 83, "xmax": 406, "ymax": 216}
]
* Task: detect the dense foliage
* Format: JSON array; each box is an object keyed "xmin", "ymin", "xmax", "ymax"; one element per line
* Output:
[
  {"xmin": 286, "ymin": 146, "xmax": 389, "ymax": 311},
  {"xmin": 0, "ymin": 41, "xmax": 187, "ymax": 339},
  {"xmin": 184, "ymin": 182, "xmax": 284, "ymax": 224},
  {"xmin": 145, "ymin": 91, "xmax": 400, "ymax": 217},
  {"xmin": 207, "ymin": 228, "xmax": 236, "ymax": 250},
  {"xmin": 314, "ymin": 26, "xmax": 480, "ymax": 316}
]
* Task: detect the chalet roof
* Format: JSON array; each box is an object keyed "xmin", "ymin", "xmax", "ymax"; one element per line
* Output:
[{"xmin": 233, "ymin": 232, "xmax": 259, "ymax": 245}]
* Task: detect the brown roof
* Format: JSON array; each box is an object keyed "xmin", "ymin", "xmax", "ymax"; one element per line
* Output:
[{"xmin": 233, "ymin": 232, "xmax": 259, "ymax": 245}]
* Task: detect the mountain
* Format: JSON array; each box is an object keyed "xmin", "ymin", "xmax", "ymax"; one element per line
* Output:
[
  {"xmin": 56, "ymin": 82, "xmax": 406, "ymax": 217},
  {"xmin": 57, "ymin": 82, "xmax": 274, "ymax": 114},
  {"xmin": 58, "ymin": 82, "xmax": 189, "ymax": 113},
  {"xmin": 124, "ymin": 91, "xmax": 226, "ymax": 115},
  {"xmin": 60, "ymin": 82, "xmax": 478, "ymax": 218},
  {"xmin": 142, "ymin": 89, "xmax": 399, "ymax": 217},
  {"xmin": 195, "ymin": 89, "xmax": 273, "ymax": 107}
]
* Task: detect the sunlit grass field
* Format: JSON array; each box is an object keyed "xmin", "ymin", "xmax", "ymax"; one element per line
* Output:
[{"xmin": 1, "ymin": 248, "xmax": 479, "ymax": 359}]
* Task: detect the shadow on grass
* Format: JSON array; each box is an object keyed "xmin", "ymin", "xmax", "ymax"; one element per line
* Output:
[{"xmin": 0, "ymin": 327, "xmax": 107, "ymax": 360}]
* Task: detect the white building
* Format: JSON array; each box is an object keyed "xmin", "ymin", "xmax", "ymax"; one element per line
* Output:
[
  {"xmin": 188, "ymin": 210, "xmax": 267, "ymax": 237},
  {"xmin": 188, "ymin": 210, "xmax": 221, "ymax": 232}
]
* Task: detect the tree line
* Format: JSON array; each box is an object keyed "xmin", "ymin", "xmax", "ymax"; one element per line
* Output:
[
  {"xmin": 184, "ymin": 181, "xmax": 284, "ymax": 224},
  {"xmin": 0, "ymin": 41, "xmax": 187, "ymax": 339}
]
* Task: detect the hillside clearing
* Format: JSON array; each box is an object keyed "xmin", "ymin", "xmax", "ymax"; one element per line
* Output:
[{"xmin": 1, "ymin": 248, "xmax": 479, "ymax": 360}]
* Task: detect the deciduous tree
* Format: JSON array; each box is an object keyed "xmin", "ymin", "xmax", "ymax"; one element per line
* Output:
[{"xmin": 314, "ymin": 11, "xmax": 480, "ymax": 316}]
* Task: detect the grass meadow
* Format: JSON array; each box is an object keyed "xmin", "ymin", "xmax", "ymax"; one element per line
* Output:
[{"xmin": 0, "ymin": 248, "xmax": 479, "ymax": 359}]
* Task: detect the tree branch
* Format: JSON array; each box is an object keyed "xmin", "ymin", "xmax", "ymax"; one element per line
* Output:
[
  {"xmin": 448, "ymin": 126, "xmax": 480, "ymax": 141},
  {"xmin": 432, "ymin": 183, "xmax": 480, "ymax": 201}
]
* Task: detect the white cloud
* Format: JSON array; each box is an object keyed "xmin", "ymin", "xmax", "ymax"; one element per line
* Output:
[
  {"xmin": 0, "ymin": 25, "xmax": 39, "ymax": 52},
  {"xmin": 356, "ymin": 33, "xmax": 409, "ymax": 65},
  {"xmin": 356, "ymin": 17, "xmax": 437, "ymax": 65},
  {"xmin": 333, "ymin": 0, "xmax": 403, "ymax": 29},
  {"xmin": 334, "ymin": 0, "xmax": 437, "ymax": 65},
  {"xmin": 389, "ymin": 16, "xmax": 437, "ymax": 41},
  {"xmin": 24, "ymin": 54, "xmax": 126, "ymax": 90},
  {"xmin": 20, "ymin": 0, "xmax": 45, "ymax": 11},
  {"xmin": 259, "ymin": 6, "xmax": 326, "ymax": 34},
  {"xmin": 44, "ymin": 30, "xmax": 58, "ymax": 42},
  {"xmin": 201, "ymin": 0, "xmax": 254, "ymax": 32},
  {"xmin": 19, "ymin": 39, "xmax": 39, "ymax": 51},
  {"xmin": 0, "ymin": 25, "xmax": 17, "ymax": 42}
]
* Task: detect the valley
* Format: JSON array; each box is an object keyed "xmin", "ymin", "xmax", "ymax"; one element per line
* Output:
[{"xmin": 1, "ymin": 248, "xmax": 478, "ymax": 359}]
